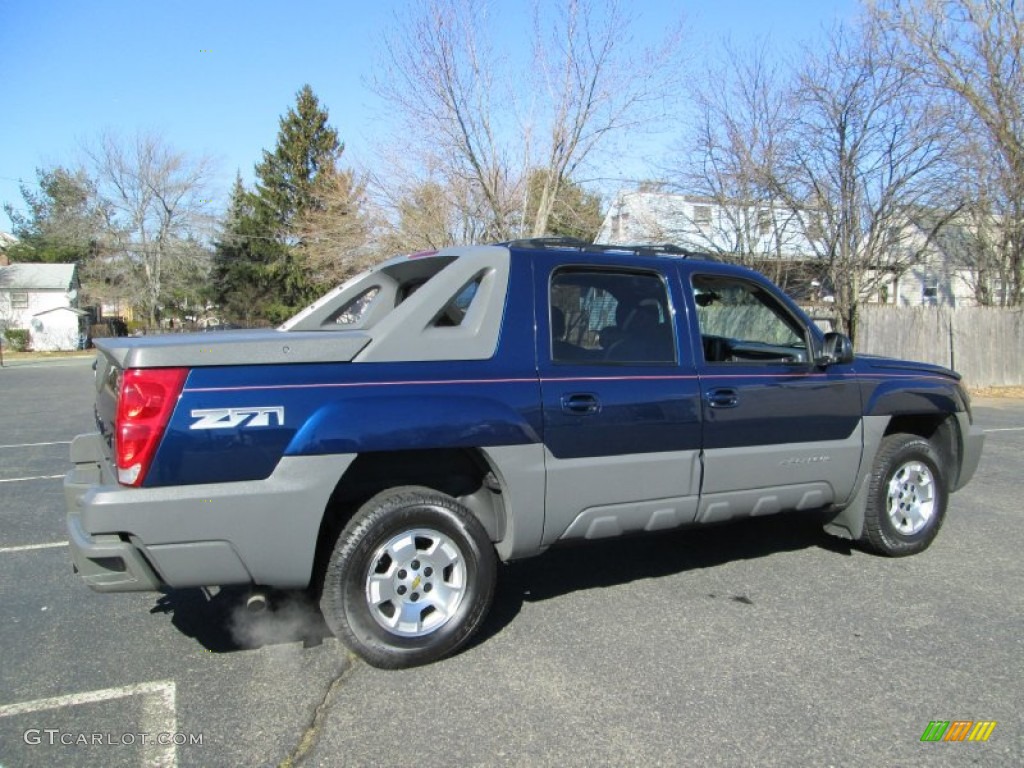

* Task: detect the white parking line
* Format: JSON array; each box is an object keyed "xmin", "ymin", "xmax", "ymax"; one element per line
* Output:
[
  {"xmin": 0, "ymin": 474, "xmax": 64, "ymax": 484},
  {"xmin": 985, "ymin": 427, "xmax": 1024, "ymax": 433},
  {"xmin": 0, "ymin": 541, "xmax": 68, "ymax": 553},
  {"xmin": 0, "ymin": 680, "xmax": 177, "ymax": 768},
  {"xmin": 0, "ymin": 441, "xmax": 71, "ymax": 449}
]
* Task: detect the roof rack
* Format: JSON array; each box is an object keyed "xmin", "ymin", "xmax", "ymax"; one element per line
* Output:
[{"xmin": 500, "ymin": 237, "xmax": 717, "ymax": 260}]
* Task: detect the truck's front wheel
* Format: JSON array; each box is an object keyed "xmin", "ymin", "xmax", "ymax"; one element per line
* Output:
[
  {"xmin": 320, "ymin": 486, "xmax": 497, "ymax": 668},
  {"xmin": 863, "ymin": 433, "xmax": 948, "ymax": 557}
]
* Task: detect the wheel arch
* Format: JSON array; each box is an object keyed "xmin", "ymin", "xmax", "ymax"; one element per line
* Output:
[
  {"xmin": 309, "ymin": 447, "xmax": 506, "ymax": 595},
  {"xmin": 883, "ymin": 413, "xmax": 961, "ymax": 491},
  {"xmin": 824, "ymin": 411, "xmax": 961, "ymax": 543}
]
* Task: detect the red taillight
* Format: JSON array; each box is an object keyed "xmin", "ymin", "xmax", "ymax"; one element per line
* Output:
[{"xmin": 114, "ymin": 367, "xmax": 188, "ymax": 486}]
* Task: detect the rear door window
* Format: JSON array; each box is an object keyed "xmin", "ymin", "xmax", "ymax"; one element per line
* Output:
[{"xmin": 550, "ymin": 269, "xmax": 676, "ymax": 364}]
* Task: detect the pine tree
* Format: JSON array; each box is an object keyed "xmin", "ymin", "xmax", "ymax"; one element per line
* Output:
[
  {"xmin": 213, "ymin": 86, "xmax": 350, "ymax": 324},
  {"xmin": 211, "ymin": 174, "xmax": 278, "ymax": 325},
  {"xmin": 253, "ymin": 85, "xmax": 342, "ymax": 228},
  {"xmin": 253, "ymin": 85, "xmax": 345, "ymax": 314},
  {"xmin": 3, "ymin": 166, "xmax": 106, "ymax": 264}
]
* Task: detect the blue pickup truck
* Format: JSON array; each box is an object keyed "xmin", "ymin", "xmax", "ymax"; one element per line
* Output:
[{"xmin": 64, "ymin": 238, "xmax": 985, "ymax": 667}]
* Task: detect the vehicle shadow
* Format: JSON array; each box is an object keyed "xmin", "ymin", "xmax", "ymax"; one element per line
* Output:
[
  {"xmin": 151, "ymin": 510, "xmax": 853, "ymax": 657},
  {"xmin": 150, "ymin": 586, "xmax": 332, "ymax": 653},
  {"xmin": 469, "ymin": 510, "xmax": 854, "ymax": 652}
]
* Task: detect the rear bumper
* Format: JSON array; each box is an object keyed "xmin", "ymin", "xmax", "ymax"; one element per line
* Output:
[
  {"xmin": 66, "ymin": 508, "xmax": 164, "ymax": 592},
  {"xmin": 64, "ymin": 434, "xmax": 159, "ymax": 592},
  {"xmin": 64, "ymin": 432, "xmax": 355, "ymax": 593}
]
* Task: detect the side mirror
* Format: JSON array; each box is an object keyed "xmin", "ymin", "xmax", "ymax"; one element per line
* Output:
[{"xmin": 816, "ymin": 332, "xmax": 854, "ymax": 367}]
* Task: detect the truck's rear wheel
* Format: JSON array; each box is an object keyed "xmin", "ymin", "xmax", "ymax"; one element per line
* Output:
[
  {"xmin": 863, "ymin": 433, "xmax": 948, "ymax": 556},
  {"xmin": 320, "ymin": 486, "xmax": 496, "ymax": 668}
]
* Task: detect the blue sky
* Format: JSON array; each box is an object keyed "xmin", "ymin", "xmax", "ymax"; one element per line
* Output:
[{"xmin": 0, "ymin": 0, "xmax": 859, "ymax": 232}]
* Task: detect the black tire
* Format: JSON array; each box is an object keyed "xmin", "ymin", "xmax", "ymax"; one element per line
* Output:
[
  {"xmin": 862, "ymin": 433, "xmax": 948, "ymax": 557},
  {"xmin": 319, "ymin": 486, "xmax": 497, "ymax": 668}
]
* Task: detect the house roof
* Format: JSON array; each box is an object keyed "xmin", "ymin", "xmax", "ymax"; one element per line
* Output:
[
  {"xmin": 898, "ymin": 208, "xmax": 993, "ymax": 268},
  {"xmin": 0, "ymin": 263, "xmax": 78, "ymax": 291},
  {"xmin": 34, "ymin": 306, "xmax": 89, "ymax": 317}
]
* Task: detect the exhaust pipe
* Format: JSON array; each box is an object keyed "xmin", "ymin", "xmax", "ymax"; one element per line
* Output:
[{"xmin": 246, "ymin": 593, "xmax": 268, "ymax": 613}]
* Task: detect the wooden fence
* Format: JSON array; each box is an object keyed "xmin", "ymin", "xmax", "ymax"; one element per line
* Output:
[{"xmin": 853, "ymin": 306, "xmax": 1024, "ymax": 388}]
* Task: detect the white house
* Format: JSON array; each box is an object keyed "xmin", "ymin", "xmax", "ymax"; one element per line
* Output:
[
  {"xmin": 0, "ymin": 263, "xmax": 84, "ymax": 351},
  {"xmin": 598, "ymin": 189, "xmax": 992, "ymax": 308},
  {"xmin": 596, "ymin": 189, "xmax": 828, "ymax": 300},
  {"xmin": 596, "ymin": 189, "xmax": 822, "ymax": 259},
  {"xmin": 865, "ymin": 214, "xmax": 996, "ymax": 308}
]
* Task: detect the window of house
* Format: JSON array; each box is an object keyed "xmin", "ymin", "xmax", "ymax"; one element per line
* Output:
[
  {"xmin": 991, "ymin": 277, "xmax": 1006, "ymax": 304},
  {"xmin": 692, "ymin": 274, "xmax": 808, "ymax": 364},
  {"xmin": 549, "ymin": 269, "xmax": 676, "ymax": 364},
  {"xmin": 11, "ymin": 292, "xmax": 28, "ymax": 309},
  {"xmin": 922, "ymin": 278, "xmax": 938, "ymax": 304},
  {"xmin": 609, "ymin": 213, "xmax": 631, "ymax": 241},
  {"xmin": 757, "ymin": 210, "xmax": 772, "ymax": 237},
  {"xmin": 694, "ymin": 205, "xmax": 711, "ymax": 226}
]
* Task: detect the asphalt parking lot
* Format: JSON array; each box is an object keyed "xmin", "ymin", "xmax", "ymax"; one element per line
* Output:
[{"xmin": 0, "ymin": 356, "xmax": 1021, "ymax": 767}]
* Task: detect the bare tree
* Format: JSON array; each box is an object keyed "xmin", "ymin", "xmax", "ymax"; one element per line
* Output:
[
  {"xmin": 293, "ymin": 165, "xmax": 375, "ymax": 286},
  {"xmin": 372, "ymin": 0, "xmax": 684, "ymax": 243},
  {"xmin": 950, "ymin": 148, "xmax": 1013, "ymax": 304},
  {"xmin": 525, "ymin": 0, "xmax": 683, "ymax": 236},
  {"xmin": 374, "ymin": 0, "xmax": 521, "ymax": 241},
  {"xmin": 873, "ymin": 0, "xmax": 1024, "ymax": 306},
  {"xmin": 659, "ymin": 40, "xmax": 806, "ymax": 284},
  {"xmin": 367, "ymin": 154, "xmax": 496, "ymax": 255},
  {"xmin": 769, "ymin": 20, "xmax": 955, "ymax": 335},
  {"xmin": 84, "ymin": 132, "xmax": 217, "ymax": 327}
]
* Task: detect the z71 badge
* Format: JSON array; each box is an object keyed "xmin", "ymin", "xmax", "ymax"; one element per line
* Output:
[{"xmin": 189, "ymin": 406, "xmax": 285, "ymax": 430}]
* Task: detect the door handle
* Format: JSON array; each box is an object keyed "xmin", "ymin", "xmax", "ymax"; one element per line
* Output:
[
  {"xmin": 706, "ymin": 388, "xmax": 739, "ymax": 408},
  {"xmin": 561, "ymin": 393, "xmax": 601, "ymax": 414}
]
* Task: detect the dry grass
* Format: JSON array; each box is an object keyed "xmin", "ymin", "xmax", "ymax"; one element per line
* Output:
[
  {"xmin": 968, "ymin": 386, "xmax": 1024, "ymax": 399},
  {"xmin": 0, "ymin": 350, "xmax": 94, "ymax": 361}
]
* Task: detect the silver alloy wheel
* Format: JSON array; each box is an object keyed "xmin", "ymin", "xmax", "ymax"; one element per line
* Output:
[
  {"xmin": 364, "ymin": 527, "xmax": 467, "ymax": 637},
  {"xmin": 885, "ymin": 460, "xmax": 936, "ymax": 535}
]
